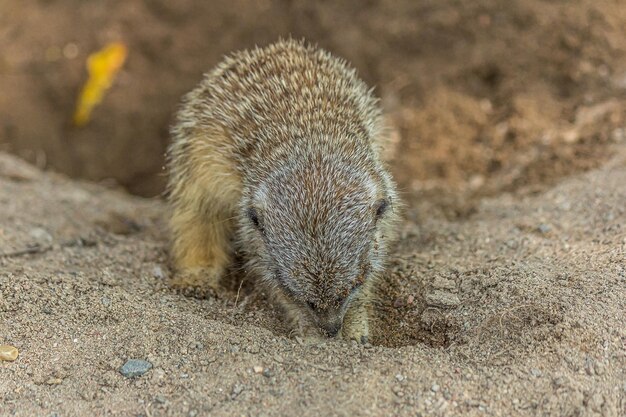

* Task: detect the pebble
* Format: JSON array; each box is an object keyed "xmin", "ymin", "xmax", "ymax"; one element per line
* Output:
[
  {"xmin": 46, "ymin": 377, "xmax": 63, "ymax": 385},
  {"xmin": 393, "ymin": 297, "xmax": 405, "ymax": 308},
  {"xmin": 0, "ymin": 345, "xmax": 19, "ymax": 361},
  {"xmin": 253, "ymin": 366, "xmax": 264, "ymax": 374},
  {"xmin": 431, "ymin": 384, "xmax": 440, "ymax": 392},
  {"xmin": 537, "ymin": 223, "xmax": 551, "ymax": 234},
  {"xmin": 584, "ymin": 356, "xmax": 596, "ymax": 376},
  {"xmin": 29, "ymin": 227, "xmax": 53, "ymax": 244},
  {"xmin": 425, "ymin": 291, "xmax": 461, "ymax": 308},
  {"xmin": 230, "ymin": 383, "xmax": 244, "ymax": 399},
  {"xmin": 119, "ymin": 359, "xmax": 153, "ymax": 378},
  {"xmin": 152, "ymin": 266, "xmax": 166, "ymax": 280}
]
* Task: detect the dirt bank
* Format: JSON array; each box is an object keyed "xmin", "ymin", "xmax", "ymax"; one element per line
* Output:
[{"xmin": 2, "ymin": 0, "xmax": 626, "ymax": 198}]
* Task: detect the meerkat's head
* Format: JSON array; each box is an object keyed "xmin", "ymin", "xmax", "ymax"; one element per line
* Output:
[{"xmin": 239, "ymin": 142, "xmax": 398, "ymax": 337}]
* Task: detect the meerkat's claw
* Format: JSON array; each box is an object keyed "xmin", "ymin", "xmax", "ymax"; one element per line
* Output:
[{"xmin": 341, "ymin": 328, "xmax": 370, "ymax": 344}]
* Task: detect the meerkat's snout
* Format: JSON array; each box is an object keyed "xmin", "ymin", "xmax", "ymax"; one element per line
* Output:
[{"xmin": 306, "ymin": 302, "xmax": 345, "ymax": 337}]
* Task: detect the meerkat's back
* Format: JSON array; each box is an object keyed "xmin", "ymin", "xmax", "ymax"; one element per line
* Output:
[{"xmin": 170, "ymin": 40, "xmax": 383, "ymax": 170}]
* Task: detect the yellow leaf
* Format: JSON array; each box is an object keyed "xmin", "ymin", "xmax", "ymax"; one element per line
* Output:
[{"xmin": 73, "ymin": 42, "xmax": 128, "ymax": 126}]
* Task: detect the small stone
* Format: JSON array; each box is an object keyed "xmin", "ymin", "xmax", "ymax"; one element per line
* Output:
[
  {"xmin": 262, "ymin": 368, "xmax": 272, "ymax": 378},
  {"xmin": 588, "ymin": 392, "xmax": 605, "ymax": 412},
  {"xmin": 393, "ymin": 298, "xmax": 405, "ymax": 308},
  {"xmin": 46, "ymin": 377, "xmax": 63, "ymax": 385},
  {"xmin": 431, "ymin": 384, "xmax": 440, "ymax": 393},
  {"xmin": 530, "ymin": 368, "xmax": 542, "ymax": 377},
  {"xmin": 395, "ymin": 374, "xmax": 405, "ymax": 382},
  {"xmin": 100, "ymin": 297, "xmax": 111, "ymax": 307},
  {"xmin": 120, "ymin": 359, "xmax": 153, "ymax": 378},
  {"xmin": 253, "ymin": 366, "xmax": 264, "ymax": 374},
  {"xmin": 406, "ymin": 295, "xmax": 415, "ymax": 304},
  {"xmin": 63, "ymin": 43, "xmax": 79, "ymax": 59},
  {"xmin": 0, "ymin": 345, "xmax": 19, "ymax": 361},
  {"xmin": 152, "ymin": 266, "xmax": 166, "ymax": 280},
  {"xmin": 425, "ymin": 291, "xmax": 460, "ymax": 308},
  {"xmin": 29, "ymin": 227, "xmax": 53, "ymax": 244},
  {"xmin": 594, "ymin": 362, "xmax": 605, "ymax": 376},
  {"xmin": 584, "ymin": 356, "xmax": 595, "ymax": 376},
  {"xmin": 230, "ymin": 383, "xmax": 244, "ymax": 399},
  {"xmin": 611, "ymin": 128, "xmax": 625, "ymax": 142},
  {"xmin": 537, "ymin": 224, "xmax": 551, "ymax": 234},
  {"xmin": 505, "ymin": 239, "xmax": 519, "ymax": 249},
  {"xmin": 469, "ymin": 174, "xmax": 485, "ymax": 189},
  {"xmin": 562, "ymin": 129, "xmax": 579, "ymax": 144},
  {"xmin": 552, "ymin": 377, "xmax": 566, "ymax": 388}
]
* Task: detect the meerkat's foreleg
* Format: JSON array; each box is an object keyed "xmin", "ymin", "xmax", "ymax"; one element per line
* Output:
[
  {"xmin": 167, "ymin": 128, "xmax": 241, "ymax": 293},
  {"xmin": 169, "ymin": 198, "xmax": 233, "ymax": 290}
]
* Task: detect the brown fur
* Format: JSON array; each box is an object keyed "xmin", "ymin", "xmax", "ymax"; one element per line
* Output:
[{"xmin": 166, "ymin": 39, "xmax": 400, "ymax": 342}]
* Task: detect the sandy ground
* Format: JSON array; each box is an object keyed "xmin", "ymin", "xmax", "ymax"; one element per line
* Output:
[
  {"xmin": 1, "ymin": 148, "xmax": 624, "ymax": 417},
  {"xmin": 1, "ymin": 1, "xmax": 626, "ymax": 416}
]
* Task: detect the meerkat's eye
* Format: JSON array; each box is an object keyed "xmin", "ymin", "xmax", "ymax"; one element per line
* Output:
[
  {"xmin": 307, "ymin": 301, "xmax": 317, "ymax": 311},
  {"xmin": 374, "ymin": 198, "xmax": 389, "ymax": 219},
  {"xmin": 247, "ymin": 207, "xmax": 263, "ymax": 231}
]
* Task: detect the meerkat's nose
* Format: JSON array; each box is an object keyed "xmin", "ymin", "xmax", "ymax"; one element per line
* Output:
[{"xmin": 322, "ymin": 322, "xmax": 341, "ymax": 338}]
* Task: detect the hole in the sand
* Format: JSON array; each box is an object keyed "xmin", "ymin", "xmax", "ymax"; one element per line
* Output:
[{"xmin": 189, "ymin": 253, "xmax": 463, "ymax": 348}]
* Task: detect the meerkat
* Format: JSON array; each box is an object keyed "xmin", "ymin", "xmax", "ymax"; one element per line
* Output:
[{"xmin": 166, "ymin": 39, "xmax": 400, "ymax": 343}]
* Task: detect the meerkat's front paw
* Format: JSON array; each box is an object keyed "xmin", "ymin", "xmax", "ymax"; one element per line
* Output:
[
  {"xmin": 169, "ymin": 266, "xmax": 224, "ymax": 298},
  {"xmin": 341, "ymin": 304, "xmax": 370, "ymax": 344},
  {"xmin": 341, "ymin": 321, "xmax": 370, "ymax": 344}
]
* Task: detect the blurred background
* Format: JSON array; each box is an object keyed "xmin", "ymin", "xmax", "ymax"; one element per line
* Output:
[{"xmin": 1, "ymin": 0, "xmax": 625, "ymax": 209}]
